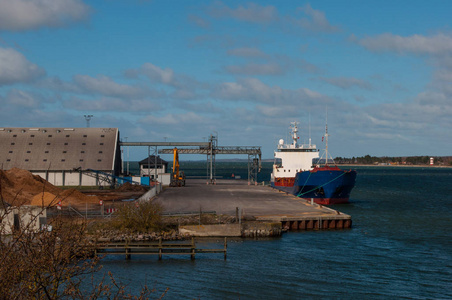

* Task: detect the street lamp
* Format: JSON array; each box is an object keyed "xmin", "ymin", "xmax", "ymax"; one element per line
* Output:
[{"xmin": 84, "ymin": 115, "xmax": 93, "ymax": 127}]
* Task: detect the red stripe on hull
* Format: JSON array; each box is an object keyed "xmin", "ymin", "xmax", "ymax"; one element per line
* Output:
[
  {"xmin": 302, "ymin": 197, "xmax": 350, "ymax": 205},
  {"xmin": 273, "ymin": 177, "xmax": 295, "ymax": 187}
]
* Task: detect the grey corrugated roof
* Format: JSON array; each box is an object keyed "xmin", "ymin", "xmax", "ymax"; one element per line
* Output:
[{"xmin": 0, "ymin": 127, "xmax": 119, "ymax": 171}]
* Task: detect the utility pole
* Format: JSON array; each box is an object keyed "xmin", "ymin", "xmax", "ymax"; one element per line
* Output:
[
  {"xmin": 84, "ymin": 115, "xmax": 93, "ymax": 127},
  {"xmin": 124, "ymin": 137, "xmax": 129, "ymax": 175}
]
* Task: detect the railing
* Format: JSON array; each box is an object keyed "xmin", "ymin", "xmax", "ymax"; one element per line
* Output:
[{"xmin": 94, "ymin": 237, "xmax": 227, "ymax": 260}]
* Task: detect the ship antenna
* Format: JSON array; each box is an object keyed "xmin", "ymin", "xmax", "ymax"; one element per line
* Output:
[
  {"xmin": 309, "ymin": 112, "xmax": 311, "ymax": 147},
  {"xmin": 325, "ymin": 107, "xmax": 329, "ymax": 166}
]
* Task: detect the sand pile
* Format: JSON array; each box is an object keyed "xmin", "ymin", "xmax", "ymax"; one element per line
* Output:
[
  {"xmin": 1, "ymin": 168, "xmax": 99, "ymax": 207},
  {"xmin": 117, "ymin": 182, "xmax": 148, "ymax": 192}
]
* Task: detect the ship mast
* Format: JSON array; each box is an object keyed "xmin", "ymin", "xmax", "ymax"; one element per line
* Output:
[
  {"xmin": 308, "ymin": 113, "xmax": 312, "ymax": 147},
  {"xmin": 290, "ymin": 121, "xmax": 299, "ymax": 148},
  {"xmin": 325, "ymin": 109, "xmax": 329, "ymax": 165}
]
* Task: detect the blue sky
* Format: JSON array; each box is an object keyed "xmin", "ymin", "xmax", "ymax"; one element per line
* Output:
[{"xmin": 0, "ymin": 0, "xmax": 451, "ymax": 160}]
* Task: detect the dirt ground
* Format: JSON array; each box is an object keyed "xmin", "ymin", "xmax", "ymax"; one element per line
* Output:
[{"xmin": 0, "ymin": 168, "xmax": 148, "ymax": 209}]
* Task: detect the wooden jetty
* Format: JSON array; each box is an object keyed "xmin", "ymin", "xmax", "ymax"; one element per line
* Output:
[{"xmin": 95, "ymin": 237, "xmax": 227, "ymax": 260}]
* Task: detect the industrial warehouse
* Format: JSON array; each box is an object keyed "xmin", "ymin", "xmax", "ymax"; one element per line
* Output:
[{"xmin": 0, "ymin": 127, "xmax": 122, "ymax": 186}]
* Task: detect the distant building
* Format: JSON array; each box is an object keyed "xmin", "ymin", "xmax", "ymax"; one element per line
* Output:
[
  {"xmin": 430, "ymin": 157, "xmax": 434, "ymax": 165},
  {"xmin": 138, "ymin": 155, "xmax": 171, "ymax": 185},
  {"xmin": 0, "ymin": 127, "xmax": 121, "ymax": 186}
]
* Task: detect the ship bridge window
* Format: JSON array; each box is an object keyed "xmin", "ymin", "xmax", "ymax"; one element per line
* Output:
[{"xmin": 274, "ymin": 158, "xmax": 282, "ymax": 167}]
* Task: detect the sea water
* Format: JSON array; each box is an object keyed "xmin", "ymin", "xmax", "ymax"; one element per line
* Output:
[{"xmin": 98, "ymin": 165, "xmax": 452, "ymax": 299}]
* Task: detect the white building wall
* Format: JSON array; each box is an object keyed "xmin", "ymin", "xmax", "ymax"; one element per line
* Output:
[
  {"xmin": 33, "ymin": 171, "xmax": 113, "ymax": 187},
  {"xmin": 1, "ymin": 206, "xmax": 47, "ymax": 235},
  {"xmin": 160, "ymin": 173, "xmax": 171, "ymax": 186}
]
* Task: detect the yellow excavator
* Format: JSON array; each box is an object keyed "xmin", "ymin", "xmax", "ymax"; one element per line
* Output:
[{"xmin": 170, "ymin": 147, "xmax": 185, "ymax": 187}]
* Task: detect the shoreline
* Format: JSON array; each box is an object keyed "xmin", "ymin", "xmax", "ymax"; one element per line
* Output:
[{"xmin": 337, "ymin": 164, "xmax": 452, "ymax": 168}]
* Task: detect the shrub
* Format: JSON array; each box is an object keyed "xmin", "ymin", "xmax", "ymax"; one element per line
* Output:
[{"xmin": 112, "ymin": 201, "xmax": 163, "ymax": 233}]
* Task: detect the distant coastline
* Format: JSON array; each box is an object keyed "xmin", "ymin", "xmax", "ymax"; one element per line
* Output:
[{"xmin": 337, "ymin": 164, "xmax": 452, "ymax": 168}]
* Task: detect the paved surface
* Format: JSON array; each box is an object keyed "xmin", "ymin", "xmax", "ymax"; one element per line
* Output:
[{"xmin": 154, "ymin": 179, "xmax": 350, "ymax": 221}]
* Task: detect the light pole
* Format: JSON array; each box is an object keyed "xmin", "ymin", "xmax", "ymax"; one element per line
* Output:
[
  {"xmin": 84, "ymin": 115, "xmax": 93, "ymax": 127},
  {"xmin": 124, "ymin": 137, "xmax": 129, "ymax": 175}
]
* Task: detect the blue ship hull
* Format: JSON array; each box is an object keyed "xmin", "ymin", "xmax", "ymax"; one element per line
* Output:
[{"xmin": 271, "ymin": 167, "xmax": 357, "ymax": 205}]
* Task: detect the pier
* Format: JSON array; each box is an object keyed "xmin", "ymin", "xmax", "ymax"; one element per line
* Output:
[
  {"xmin": 155, "ymin": 179, "xmax": 352, "ymax": 233},
  {"xmin": 95, "ymin": 237, "xmax": 227, "ymax": 260}
]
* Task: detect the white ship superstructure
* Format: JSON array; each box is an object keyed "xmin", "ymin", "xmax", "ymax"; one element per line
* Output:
[{"xmin": 271, "ymin": 122, "xmax": 319, "ymax": 182}]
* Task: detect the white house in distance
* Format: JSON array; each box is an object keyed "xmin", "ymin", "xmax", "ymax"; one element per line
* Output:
[{"xmin": 138, "ymin": 155, "xmax": 171, "ymax": 186}]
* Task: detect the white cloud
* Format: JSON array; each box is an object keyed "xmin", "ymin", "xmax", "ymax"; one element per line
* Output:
[
  {"xmin": 0, "ymin": 0, "xmax": 91, "ymax": 31},
  {"xmin": 5, "ymin": 89, "xmax": 39, "ymax": 107},
  {"xmin": 125, "ymin": 63, "xmax": 203, "ymax": 99},
  {"xmin": 73, "ymin": 75, "xmax": 150, "ymax": 98},
  {"xmin": 188, "ymin": 15, "xmax": 210, "ymax": 28},
  {"xmin": 227, "ymin": 47, "xmax": 267, "ymax": 58},
  {"xmin": 293, "ymin": 4, "xmax": 339, "ymax": 33},
  {"xmin": 224, "ymin": 63, "xmax": 283, "ymax": 75},
  {"xmin": 64, "ymin": 96, "xmax": 161, "ymax": 112},
  {"xmin": 208, "ymin": 1, "xmax": 278, "ymax": 24},
  {"xmin": 0, "ymin": 47, "xmax": 46, "ymax": 86},
  {"xmin": 139, "ymin": 112, "xmax": 206, "ymax": 126},
  {"xmin": 213, "ymin": 77, "xmax": 325, "ymax": 104},
  {"xmin": 319, "ymin": 77, "xmax": 372, "ymax": 90},
  {"xmin": 358, "ymin": 33, "xmax": 452, "ymax": 55},
  {"xmin": 126, "ymin": 63, "xmax": 175, "ymax": 85}
]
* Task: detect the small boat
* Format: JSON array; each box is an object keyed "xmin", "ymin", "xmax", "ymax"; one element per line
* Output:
[{"xmin": 270, "ymin": 121, "xmax": 356, "ymax": 205}]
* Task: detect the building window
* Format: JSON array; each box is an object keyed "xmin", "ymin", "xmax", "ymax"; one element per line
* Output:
[
  {"xmin": 61, "ymin": 159, "xmax": 65, "ymax": 162},
  {"xmin": 100, "ymin": 143, "xmax": 104, "ymax": 145},
  {"xmin": 6, "ymin": 159, "xmax": 10, "ymax": 162},
  {"xmin": 81, "ymin": 151, "xmax": 85, "ymax": 153},
  {"xmin": 31, "ymin": 135, "xmax": 35, "ymax": 137},
  {"xmin": 8, "ymin": 151, "xmax": 12, "ymax": 153},
  {"xmin": 13, "ymin": 135, "xmax": 17, "ymax": 137},
  {"xmin": 47, "ymin": 143, "xmax": 51, "ymax": 145},
  {"xmin": 45, "ymin": 151, "xmax": 49, "ymax": 153},
  {"xmin": 29, "ymin": 143, "xmax": 33, "ymax": 145},
  {"xmin": 63, "ymin": 151, "xmax": 67, "ymax": 153},
  {"xmin": 82, "ymin": 143, "xmax": 86, "ymax": 145},
  {"xmin": 83, "ymin": 135, "xmax": 87, "ymax": 137},
  {"xmin": 22, "ymin": 130, "xmax": 26, "ymax": 133},
  {"xmin": 101, "ymin": 135, "xmax": 105, "ymax": 137},
  {"xmin": 27, "ymin": 151, "xmax": 31, "ymax": 153},
  {"xmin": 48, "ymin": 135, "xmax": 52, "ymax": 137},
  {"xmin": 64, "ymin": 143, "xmax": 68, "ymax": 145},
  {"xmin": 79, "ymin": 159, "xmax": 84, "ymax": 162},
  {"xmin": 25, "ymin": 159, "xmax": 29, "ymax": 162},
  {"xmin": 43, "ymin": 159, "xmax": 47, "ymax": 162},
  {"xmin": 99, "ymin": 151, "xmax": 103, "ymax": 154},
  {"xmin": 11, "ymin": 143, "xmax": 15, "ymax": 145},
  {"xmin": 66, "ymin": 135, "xmax": 70, "ymax": 137},
  {"xmin": 97, "ymin": 159, "xmax": 102, "ymax": 162}
]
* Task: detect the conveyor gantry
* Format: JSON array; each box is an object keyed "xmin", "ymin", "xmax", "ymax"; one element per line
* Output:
[{"xmin": 120, "ymin": 139, "xmax": 262, "ymax": 184}]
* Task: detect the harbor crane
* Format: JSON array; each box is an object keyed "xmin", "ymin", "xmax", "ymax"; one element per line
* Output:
[{"xmin": 170, "ymin": 148, "xmax": 185, "ymax": 187}]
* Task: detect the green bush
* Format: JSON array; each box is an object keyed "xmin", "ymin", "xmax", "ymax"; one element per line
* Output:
[{"xmin": 113, "ymin": 201, "xmax": 163, "ymax": 232}]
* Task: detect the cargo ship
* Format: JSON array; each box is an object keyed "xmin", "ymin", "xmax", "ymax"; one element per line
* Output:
[{"xmin": 270, "ymin": 121, "xmax": 356, "ymax": 205}]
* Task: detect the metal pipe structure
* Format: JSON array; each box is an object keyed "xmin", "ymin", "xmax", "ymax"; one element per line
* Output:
[{"xmin": 120, "ymin": 141, "xmax": 262, "ymax": 184}]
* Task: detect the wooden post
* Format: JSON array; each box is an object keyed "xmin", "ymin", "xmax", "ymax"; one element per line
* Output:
[
  {"xmin": 125, "ymin": 238, "xmax": 131, "ymax": 260},
  {"xmin": 224, "ymin": 237, "xmax": 227, "ymax": 260},
  {"xmin": 158, "ymin": 237, "xmax": 162, "ymax": 260},
  {"xmin": 191, "ymin": 237, "xmax": 195, "ymax": 260}
]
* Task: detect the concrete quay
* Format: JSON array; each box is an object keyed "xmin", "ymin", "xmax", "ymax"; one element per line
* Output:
[{"xmin": 154, "ymin": 179, "xmax": 351, "ymax": 231}]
